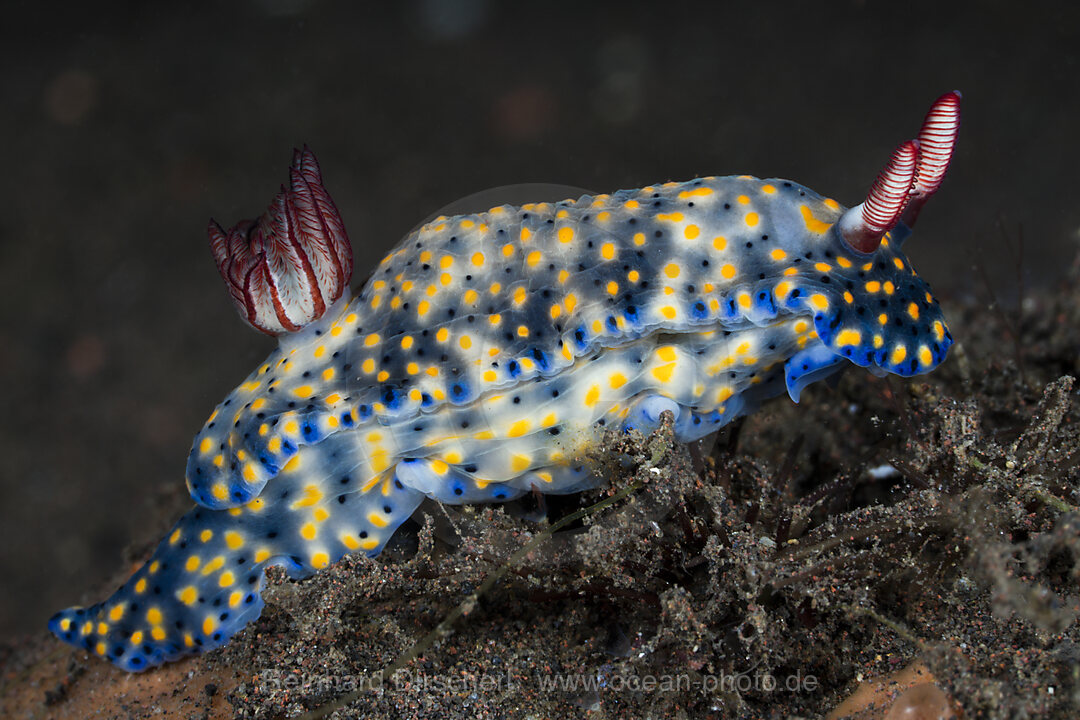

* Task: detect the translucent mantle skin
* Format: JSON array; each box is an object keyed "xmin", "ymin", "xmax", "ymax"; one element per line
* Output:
[{"xmin": 50, "ymin": 152, "xmax": 956, "ymax": 674}]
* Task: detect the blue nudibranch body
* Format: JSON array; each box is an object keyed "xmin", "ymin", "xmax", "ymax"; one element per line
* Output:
[{"xmin": 50, "ymin": 92, "xmax": 961, "ymax": 671}]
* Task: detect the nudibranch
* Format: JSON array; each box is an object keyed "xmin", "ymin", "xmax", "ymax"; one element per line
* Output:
[{"xmin": 50, "ymin": 92, "xmax": 961, "ymax": 671}]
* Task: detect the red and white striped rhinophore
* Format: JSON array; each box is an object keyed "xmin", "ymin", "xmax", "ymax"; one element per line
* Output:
[
  {"xmin": 839, "ymin": 90, "xmax": 962, "ymax": 254},
  {"xmin": 902, "ymin": 90, "xmax": 962, "ymax": 226}
]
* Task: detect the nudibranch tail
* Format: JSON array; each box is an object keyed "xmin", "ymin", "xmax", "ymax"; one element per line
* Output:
[
  {"xmin": 208, "ymin": 147, "xmax": 352, "ymax": 336},
  {"xmin": 50, "ymin": 433, "xmax": 425, "ymax": 671}
]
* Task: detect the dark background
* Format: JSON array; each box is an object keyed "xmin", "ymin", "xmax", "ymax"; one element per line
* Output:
[{"xmin": 2, "ymin": 1, "xmax": 1076, "ymax": 639}]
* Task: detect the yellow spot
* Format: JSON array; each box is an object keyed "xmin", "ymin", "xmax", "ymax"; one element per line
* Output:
[
  {"xmin": 652, "ymin": 363, "xmax": 676, "ymax": 383},
  {"xmin": 713, "ymin": 236, "xmax": 727, "ymax": 251},
  {"xmin": 865, "ymin": 281, "xmax": 881, "ymax": 293},
  {"xmin": 884, "ymin": 281, "xmax": 895, "ymax": 294},
  {"xmin": 737, "ymin": 195, "xmax": 750, "ymax": 205},
  {"xmin": 558, "ymin": 226, "xmax": 574, "ymax": 243},
  {"xmin": 508, "ymin": 419, "xmax": 531, "ymax": 437},
  {"xmin": 502, "ymin": 243, "xmax": 514, "ymax": 258},
  {"xmin": 459, "ymin": 335, "xmax": 472, "ymax": 349},
  {"xmin": 149, "ymin": 560, "xmax": 160, "ymax": 574},
  {"xmin": 364, "ymin": 333, "xmax": 380, "ymax": 347},
  {"xmin": 520, "ymin": 227, "xmax": 532, "ymax": 242},
  {"xmin": 799, "ymin": 205, "xmax": 832, "ymax": 233},
  {"xmin": 203, "ymin": 617, "xmax": 217, "ymax": 635},
  {"xmin": 738, "ymin": 293, "xmax": 751, "ymax": 309},
  {"xmin": 179, "ymin": 587, "xmax": 197, "ymax": 605},
  {"xmin": 678, "ymin": 186, "xmax": 713, "ymax": 198},
  {"xmin": 229, "ymin": 591, "xmax": 244, "ymax": 608},
  {"xmin": 549, "ymin": 304, "xmax": 562, "ymax": 320},
  {"xmin": 774, "ymin": 281, "xmax": 792, "ymax": 299},
  {"xmin": 109, "ymin": 604, "xmax": 124, "ymax": 622},
  {"xmin": 436, "ymin": 328, "xmax": 449, "ymax": 342},
  {"xmin": 527, "ymin": 250, "xmax": 542, "ymax": 266},
  {"xmin": 891, "ymin": 345, "xmax": 907, "ymax": 364},
  {"xmin": 684, "ymin": 224, "xmax": 700, "ymax": 239},
  {"xmin": 377, "ymin": 370, "xmax": 389, "ymax": 382},
  {"xmin": 933, "ymin": 321, "xmax": 945, "ymax": 342},
  {"xmin": 224, "ymin": 531, "xmax": 244, "ymax": 550},
  {"xmin": 716, "ymin": 387, "xmax": 733, "ymax": 402},
  {"xmin": 199, "ymin": 437, "xmax": 212, "ymax": 454},
  {"xmin": 893, "ymin": 257, "xmax": 905, "ymax": 270},
  {"xmin": 129, "ymin": 630, "xmax": 142, "ymax": 644},
  {"xmin": 254, "ymin": 549, "xmax": 271, "ymax": 563},
  {"xmin": 809, "ymin": 294, "xmax": 829, "ymax": 311},
  {"xmin": 513, "ymin": 286, "xmax": 527, "ymax": 305},
  {"xmin": 185, "ymin": 556, "xmax": 201, "ymax": 572},
  {"xmin": 844, "ymin": 291, "xmax": 854, "ymax": 304},
  {"xmin": 656, "ymin": 212, "xmax": 684, "ymax": 222},
  {"xmin": 212, "ymin": 454, "xmax": 224, "ymax": 468},
  {"xmin": 418, "ymin": 300, "xmax": 431, "ymax": 316},
  {"xmin": 634, "ymin": 232, "xmax": 646, "ymax": 246},
  {"xmin": 874, "ymin": 335, "xmax": 884, "ymax": 348},
  {"xmin": 814, "ymin": 262, "xmax": 832, "ymax": 272},
  {"xmin": 301, "ymin": 523, "xmax": 317, "ymax": 540},
  {"xmin": 661, "ymin": 306, "xmax": 677, "ymax": 319},
  {"xmin": 135, "ymin": 578, "xmax": 147, "ymax": 594},
  {"xmin": 907, "ymin": 302, "xmax": 920, "ymax": 320},
  {"xmin": 625, "ymin": 199, "xmax": 641, "ymax": 208},
  {"xmin": 151, "ymin": 626, "xmax": 166, "ymax": 641},
  {"xmin": 609, "ymin": 372, "xmax": 627, "ymax": 389},
  {"xmin": 836, "ymin": 329, "xmax": 862, "ymax": 347},
  {"xmin": 601, "ymin": 242, "xmax": 615, "ymax": 260},
  {"xmin": 783, "ymin": 267, "xmax": 799, "ymax": 276},
  {"xmin": 147, "ymin": 608, "xmax": 163, "ymax": 625},
  {"xmin": 584, "ymin": 385, "xmax": 600, "ymax": 407},
  {"xmin": 199, "ymin": 529, "xmax": 213, "ymax": 543},
  {"xmin": 368, "ymin": 512, "xmax": 389, "ymax": 528},
  {"xmin": 878, "ymin": 313, "xmax": 888, "ymax": 325},
  {"xmin": 211, "ymin": 483, "xmax": 228, "ymax": 501},
  {"xmin": 517, "ymin": 325, "xmax": 529, "ymax": 337},
  {"xmin": 836, "ymin": 256, "xmax": 852, "ymax": 268},
  {"xmin": 312, "ymin": 552, "xmax": 330, "ymax": 569},
  {"xmin": 96, "ymin": 642, "xmax": 106, "ymax": 656},
  {"xmin": 745, "ymin": 212, "xmax": 759, "ymax": 227},
  {"xmin": 762, "ymin": 184, "xmax": 776, "ymax": 194},
  {"xmin": 200, "ymin": 556, "xmax": 225, "ymax": 575},
  {"xmin": 511, "ymin": 454, "xmax": 531, "ymax": 472},
  {"xmin": 664, "ymin": 263, "xmax": 681, "ymax": 278},
  {"xmin": 919, "ymin": 345, "xmax": 933, "ymax": 366},
  {"xmin": 558, "ymin": 269, "xmax": 570, "ymax": 284},
  {"xmin": 721, "ymin": 263, "xmax": 736, "ymax": 279},
  {"xmin": 769, "ymin": 249, "xmax": 787, "ymax": 261}
]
